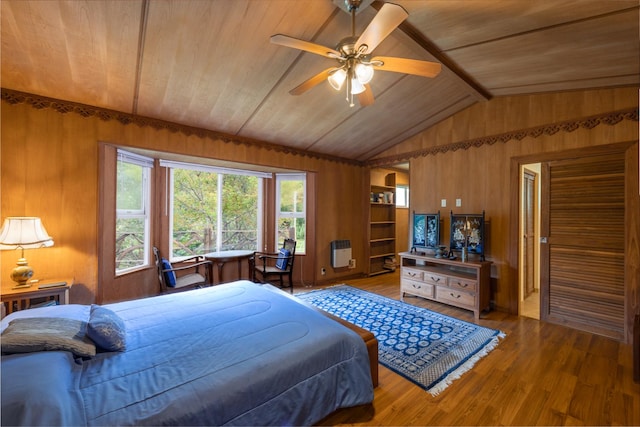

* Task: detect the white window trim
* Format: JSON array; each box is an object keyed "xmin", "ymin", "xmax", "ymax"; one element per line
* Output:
[
  {"xmin": 159, "ymin": 159, "xmax": 273, "ymax": 179},
  {"xmin": 165, "ymin": 161, "xmax": 265, "ymax": 257},
  {"xmin": 275, "ymin": 173, "xmax": 306, "ymax": 253},
  {"xmin": 116, "ymin": 149, "xmax": 153, "ymax": 275},
  {"xmin": 396, "ymin": 184, "xmax": 409, "ymax": 208}
]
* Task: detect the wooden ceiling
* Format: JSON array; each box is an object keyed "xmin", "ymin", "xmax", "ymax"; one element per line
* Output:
[{"xmin": 2, "ymin": 0, "xmax": 638, "ymax": 162}]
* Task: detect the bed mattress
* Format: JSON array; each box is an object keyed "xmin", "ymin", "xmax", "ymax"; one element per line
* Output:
[{"xmin": 1, "ymin": 280, "xmax": 374, "ymax": 426}]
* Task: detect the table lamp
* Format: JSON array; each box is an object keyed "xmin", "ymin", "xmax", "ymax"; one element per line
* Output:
[{"xmin": 0, "ymin": 217, "xmax": 54, "ymax": 288}]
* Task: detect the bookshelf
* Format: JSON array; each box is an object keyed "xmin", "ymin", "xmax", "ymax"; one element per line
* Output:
[{"xmin": 367, "ymin": 173, "xmax": 396, "ymax": 276}]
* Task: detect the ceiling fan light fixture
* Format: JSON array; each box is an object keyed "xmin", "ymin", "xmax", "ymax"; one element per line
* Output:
[
  {"xmin": 355, "ymin": 62, "xmax": 374, "ymax": 84},
  {"xmin": 350, "ymin": 76, "xmax": 365, "ymax": 94},
  {"xmin": 328, "ymin": 68, "xmax": 347, "ymax": 90}
]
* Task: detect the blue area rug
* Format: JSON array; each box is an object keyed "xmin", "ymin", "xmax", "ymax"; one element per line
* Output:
[{"xmin": 297, "ymin": 285, "xmax": 505, "ymax": 395}]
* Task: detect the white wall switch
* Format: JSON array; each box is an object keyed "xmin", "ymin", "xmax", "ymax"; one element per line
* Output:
[
  {"xmin": 441, "ymin": 199, "xmax": 447, "ymax": 207},
  {"xmin": 456, "ymin": 198, "xmax": 462, "ymax": 207}
]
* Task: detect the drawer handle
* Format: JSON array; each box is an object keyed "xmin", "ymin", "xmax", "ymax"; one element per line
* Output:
[
  {"xmin": 412, "ymin": 284, "xmax": 421, "ymax": 289},
  {"xmin": 408, "ymin": 272, "xmax": 417, "ymax": 277},
  {"xmin": 455, "ymin": 282, "xmax": 468, "ymax": 287},
  {"xmin": 430, "ymin": 276, "xmax": 441, "ymax": 282},
  {"xmin": 450, "ymin": 293, "xmax": 460, "ymax": 299}
]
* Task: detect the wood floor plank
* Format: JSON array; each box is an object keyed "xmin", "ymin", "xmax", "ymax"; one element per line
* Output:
[{"xmin": 308, "ymin": 271, "xmax": 640, "ymax": 426}]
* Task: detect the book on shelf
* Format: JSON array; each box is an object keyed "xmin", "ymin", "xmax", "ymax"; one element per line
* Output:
[{"xmin": 383, "ymin": 256, "xmax": 397, "ymax": 271}]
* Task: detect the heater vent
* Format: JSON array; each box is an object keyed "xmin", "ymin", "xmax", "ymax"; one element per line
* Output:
[{"xmin": 331, "ymin": 240, "xmax": 352, "ymax": 268}]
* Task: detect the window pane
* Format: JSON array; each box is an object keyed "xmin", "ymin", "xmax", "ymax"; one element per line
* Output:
[
  {"xmin": 278, "ymin": 217, "xmax": 305, "ymax": 253},
  {"xmin": 172, "ymin": 169, "xmax": 217, "ymax": 257},
  {"xmin": 116, "ymin": 153, "xmax": 151, "ymax": 274},
  {"xmin": 171, "ymin": 168, "xmax": 260, "ymax": 257},
  {"xmin": 115, "ymin": 217, "xmax": 146, "ymax": 270},
  {"xmin": 396, "ymin": 185, "xmax": 409, "ymax": 208},
  {"xmin": 221, "ymin": 174, "xmax": 258, "ymax": 250},
  {"xmin": 279, "ymin": 180, "xmax": 305, "ymax": 213},
  {"xmin": 276, "ymin": 174, "xmax": 306, "ymax": 254},
  {"xmin": 117, "ymin": 161, "xmax": 144, "ymax": 211}
]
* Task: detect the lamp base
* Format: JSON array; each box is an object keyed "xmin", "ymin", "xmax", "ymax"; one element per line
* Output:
[{"xmin": 11, "ymin": 258, "xmax": 34, "ymax": 288}]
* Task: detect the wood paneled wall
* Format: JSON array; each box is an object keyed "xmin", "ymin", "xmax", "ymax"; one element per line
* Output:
[
  {"xmin": 372, "ymin": 87, "xmax": 639, "ymax": 342},
  {"xmin": 1, "ymin": 100, "xmax": 367, "ymax": 303},
  {"xmin": 1, "ymin": 87, "xmax": 638, "ymax": 339}
]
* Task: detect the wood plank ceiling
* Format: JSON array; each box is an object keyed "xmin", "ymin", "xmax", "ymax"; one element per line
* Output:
[{"xmin": 1, "ymin": 0, "xmax": 638, "ymax": 163}]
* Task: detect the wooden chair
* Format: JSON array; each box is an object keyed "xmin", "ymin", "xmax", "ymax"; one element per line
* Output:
[
  {"xmin": 153, "ymin": 247, "xmax": 213, "ymax": 294},
  {"xmin": 250, "ymin": 239, "xmax": 296, "ymax": 293}
]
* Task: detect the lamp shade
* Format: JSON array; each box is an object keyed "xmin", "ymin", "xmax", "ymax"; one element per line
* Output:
[
  {"xmin": 328, "ymin": 68, "xmax": 347, "ymax": 91},
  {"xmin": 0, "ymin": 217, "xmax": 54, "ymax": 249},
  {"xmin": 355, "ymin": 63, "xmax": 374, "ymax": 84},
  {"xmin": 350, "ymin": 77, "xmax": 365, "ymax": 95}
]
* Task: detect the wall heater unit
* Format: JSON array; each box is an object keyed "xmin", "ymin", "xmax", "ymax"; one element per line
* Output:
[{"xmin": 331, "ymin": 240, "xmax": 352, "ymax": 268}]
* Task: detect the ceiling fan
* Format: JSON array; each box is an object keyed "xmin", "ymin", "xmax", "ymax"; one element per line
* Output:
[{"xmin": 271, "ymin": 0, "xmax": 441, "ymax": 107}]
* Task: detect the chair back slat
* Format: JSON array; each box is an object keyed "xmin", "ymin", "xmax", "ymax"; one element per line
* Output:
[
  {"xmin": 153, "ymin": 246, "xmax": 168, "ymax": 291},
  {"xmin": 283, "ymin": 239, "xmax": 297, "ymax": 271}
]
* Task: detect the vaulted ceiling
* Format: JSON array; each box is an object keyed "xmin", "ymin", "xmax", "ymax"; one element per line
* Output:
[{"xmin": 2, "ymin": 0, "xmax": 638, "ymax": 163}]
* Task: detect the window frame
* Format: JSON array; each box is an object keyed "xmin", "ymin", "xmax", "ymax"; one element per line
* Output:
[
  {"xmin": 161, "ymin": 160, "xmax": 268, "ymax": 258},
  {"xmin": 275, "ymin": 173, "xmax": 307, "ymax": 254},
  {"xmin": 115, "ymin": 150, "xmax": 153, "ymax": 275},
  {"xmin": 396, "ymin": 184, "xmax": 409, "ymax": 208}
]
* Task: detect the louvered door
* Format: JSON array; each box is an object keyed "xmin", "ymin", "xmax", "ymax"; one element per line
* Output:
[{"xmin": 540, "ymin": 153, "xmax": 625, "ymax": 340}]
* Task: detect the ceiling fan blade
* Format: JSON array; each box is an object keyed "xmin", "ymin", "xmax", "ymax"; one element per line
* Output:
[
  {"xmin": 289, "ymin": 68, "xmax": 338, "ymax": 96},
  {"xmin": 271, "ymin": 34, "xmax": 342, "ymax": 59},
  {"xmin": 358, "ymin": 84, "xmax": 375, "ymax": 107},
  {"xmin": 355, "ymin": 3, "xmax": 408, "ymax": 54},
  {"xmin": 372, "ymin": 56, "xmax": 442, "ymax": 78}
]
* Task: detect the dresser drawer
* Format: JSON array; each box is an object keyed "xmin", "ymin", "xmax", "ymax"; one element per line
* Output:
[
  {"xmin": 448, "ymin": 277, "xmax": 477, "ymax": 292},
  {"xmin": 401, "ymin": 279, "xmax": 434, "ymax": 299},
  {"xmin": 436, "ymin": 287, "xmax": 475, "ymax": 309},
  {"xmin": 402, "ymin": 268, "xmax": 424, "ymax": 281},
  {"xmin": 423, "ymin": 272, "xmax": 447, "ymax": 286}
]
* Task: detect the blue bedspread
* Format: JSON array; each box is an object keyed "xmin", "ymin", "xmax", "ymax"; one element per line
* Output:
[{"xmin": 1, "ymin": 281, "xmax": 373, "ymax": 426}]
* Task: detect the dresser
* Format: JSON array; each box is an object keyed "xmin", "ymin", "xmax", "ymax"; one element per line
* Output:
[{"xmin": 399, "ymin": 251, "xmax": 492, "ymax": 320}]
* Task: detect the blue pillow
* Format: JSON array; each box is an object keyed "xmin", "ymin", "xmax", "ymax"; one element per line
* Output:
[
  {"xmin": 275, "ymin": 248, "xmax": 290, "ymax": 270},
  {"xmin": 87, "ymin": 305, "xmax": 126, "ymax": 352},
  {"xmin": 161, "ymin": 258, "xmax": 176, "ymax": 287}
]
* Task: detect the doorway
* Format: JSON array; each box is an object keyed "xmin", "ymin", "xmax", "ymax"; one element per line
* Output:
[{"xmin": 519, "ymin": 164, "xmax": 540, "ymax": 319}]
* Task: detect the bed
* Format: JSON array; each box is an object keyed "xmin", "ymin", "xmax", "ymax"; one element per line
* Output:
[{"xmin": 1, "ymin": 280, "xmax": 374, "ymax": 426}]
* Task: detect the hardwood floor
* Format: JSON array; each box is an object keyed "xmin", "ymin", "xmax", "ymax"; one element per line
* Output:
[{"xmin": 302, "ymin": 271, "xmax": 640, "ymax": 426}]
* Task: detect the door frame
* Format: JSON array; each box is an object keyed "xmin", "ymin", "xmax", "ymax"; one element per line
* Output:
[
  {"xmin": 520, "ymin": 167, "xmax": 538, "ymax": 303},
  {"xmin": 508, "ymin": 141, "xmax": 638, "ymax": 342}
]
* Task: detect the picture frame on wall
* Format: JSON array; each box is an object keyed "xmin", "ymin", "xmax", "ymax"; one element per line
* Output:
[
  {"xmin": 450, "ymin": 211, "xmax": 485, "ymax": 261},
  {"xmin": 412, "ymin": 211, "xmax": 440, "ymax": 250}
]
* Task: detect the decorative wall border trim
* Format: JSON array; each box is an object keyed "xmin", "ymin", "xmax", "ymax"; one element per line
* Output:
[
  {"xmin": 366, "ymin": 107, "xmax": 639, "ymax": 167},
  {"xmin": 1, "ymin": 88, "xmax": 362, "ymax": 167},
  {"xmin": 4, "ymin": 88, "xmax": 637, "ymax": 169}
]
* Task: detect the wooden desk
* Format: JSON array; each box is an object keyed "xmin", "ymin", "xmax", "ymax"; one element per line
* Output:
[
  {"xmin": 1, "ymin": 279, "xmax": 71, "ymax": 317},
  {"xmin": 204, "ymin": 250, "xmax": 254, "ymax": 284}
]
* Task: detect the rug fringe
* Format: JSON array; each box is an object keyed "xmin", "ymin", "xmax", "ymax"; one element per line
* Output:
[{"xmin": 427, "ymin": 332, "xmax": 506, "ymax": 396}]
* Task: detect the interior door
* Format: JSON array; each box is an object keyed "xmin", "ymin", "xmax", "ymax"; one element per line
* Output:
[
  {"xmin": 540, "ymin": 152, "xmax": 626, "ymax": 340},
  {"xmin": 523, "ymin": 170, "xmax": 536, "ymax": 299}
]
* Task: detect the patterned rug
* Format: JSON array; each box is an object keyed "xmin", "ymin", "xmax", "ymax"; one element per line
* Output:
[{"xmin": 297, "ymin": 285, "xmax": 505, "ymax": 396}]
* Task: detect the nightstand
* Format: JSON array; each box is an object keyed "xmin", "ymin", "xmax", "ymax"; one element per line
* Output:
[{"xmin": 1, "ymin": 279, "xmax": 72, "ymax": 317}]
